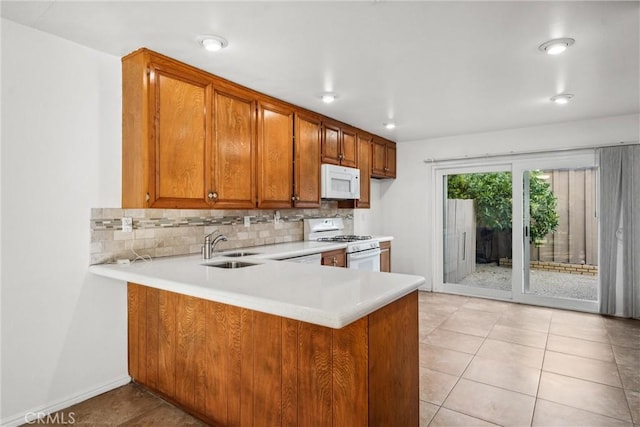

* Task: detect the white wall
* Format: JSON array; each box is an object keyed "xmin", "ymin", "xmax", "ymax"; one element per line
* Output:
[
  {"xmin": 352, "ymin": 179, "xmax": 384, "ymax": 236},
  {"xmin": 1, "ymin": 19, "xmax": 127, "ymax": 425},
  {"xmin": 383, "ymin": 114, "xmax": 640, "ymax": 289}
]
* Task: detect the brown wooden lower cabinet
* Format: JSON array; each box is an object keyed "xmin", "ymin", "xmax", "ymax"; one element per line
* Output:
[
  {"xmin": 380, "ymin": 241, "xmax": 391, "ymax": 273},
  {"xmin": 128, "ymin": 283, "xmax": 418, "ymax": 426},
  {"xmin": 321, "ymin": 248, "xmax": 346, "ymax": 268}
]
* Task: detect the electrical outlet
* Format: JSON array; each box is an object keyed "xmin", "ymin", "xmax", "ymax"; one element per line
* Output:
[
  {"xmin": 244, "ymin": 216, "xmax": 251, "ymax": 228},
  {"xmin": 122, "ymin": 217, "xmax": 133, "ymax": 232}
]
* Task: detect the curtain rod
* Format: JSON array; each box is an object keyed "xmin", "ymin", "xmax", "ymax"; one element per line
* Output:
[{"xmin": 423, "ymin": 141, "xmax": 638, "ymax": 163}]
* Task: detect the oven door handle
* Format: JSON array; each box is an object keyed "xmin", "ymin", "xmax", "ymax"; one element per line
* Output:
[{"xmin": 348, "ymin": 249, "xmax": 381, "ymax": 260}]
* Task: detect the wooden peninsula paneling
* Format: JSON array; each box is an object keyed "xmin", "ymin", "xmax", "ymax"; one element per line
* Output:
[{"xmin": 127, "ymin": 283, "xmax": 418, "ymax": 426}]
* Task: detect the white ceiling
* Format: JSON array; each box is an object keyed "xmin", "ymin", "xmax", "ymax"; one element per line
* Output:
[{"xmin": 2, "ymin": 1, "xmax": 638, "ymax": 142}]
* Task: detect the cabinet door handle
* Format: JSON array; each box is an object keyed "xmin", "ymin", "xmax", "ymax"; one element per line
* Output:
[
  {"xmin": 332, "ymin": 256, "xmax": 337, "ymax": 267},
  {"xmin": 296, "ymin": 195, "xmax": 300, "ymax": 201},
  {"xmin": 208, "ymin": 191, "xmax": 218, "ymax": 200},
  {"xmin": 291, "ymin": 195, "xmax": 296, "ymax": 201}
]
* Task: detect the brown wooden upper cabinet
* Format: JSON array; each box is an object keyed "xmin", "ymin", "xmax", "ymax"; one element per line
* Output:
[
  {"xmin": 122, "ymin": 53, "xmax": 213, "ymax": 209},
  {"xmin": 210, "ymin": 86, "xmax": 257, "ymax": 209},
  {"xmin": 371, "ymin": 137, "xmax": 397, "ymax": 179},
  {"xmin": 338, "ymin": 132, "xmax": 372, "ymax": 209},
  {"xmin": 122, "ymin": 48, "xmax": 393, "ymax": 210},
  {"xmin": 321, "ymin": 120, "xmax": 357, "ymax": 168},
  {"xmin": 356, "ymin": 133, "xmax": 373, "ymax": 207},
  {"xmin": 294, "ymin": 112, "xmax": 322, "ymax": 208},
  {"xmin": 256, "ymin": 100, "xmax": 294, "ymax": 209}
]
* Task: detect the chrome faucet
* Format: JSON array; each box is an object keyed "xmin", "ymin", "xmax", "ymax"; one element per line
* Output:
[{"xmin": 203, "ymin": 232, "xmax": 228, "ymax": 259}]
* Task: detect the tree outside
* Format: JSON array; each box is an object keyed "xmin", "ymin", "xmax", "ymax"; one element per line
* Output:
[
  {"xmin": 447, "ymin": 171, "xmax": 559, "ymax": 258},
  {"xmin": 446, "ymin": 170, "xmax": 596, "ymax": 301}
]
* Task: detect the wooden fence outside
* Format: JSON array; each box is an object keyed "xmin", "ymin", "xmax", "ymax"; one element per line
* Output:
[
  {"xmin": 445, "ymin": 168, "xmax": 598, "ymax": 282},
  {"xmin": 444, "ymin": 199, "xmax": 476, "ymax": 283},
  {"xmin": 530, "ymin": 169, "xmax": 598, "ymax": 266}
]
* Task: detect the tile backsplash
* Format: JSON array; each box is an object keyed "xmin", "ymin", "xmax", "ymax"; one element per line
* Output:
[{"xmin": 90, "ymin": 203, "xmax": 353, "ymax": 264}]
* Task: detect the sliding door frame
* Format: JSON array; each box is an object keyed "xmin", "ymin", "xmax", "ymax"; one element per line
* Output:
[
  {"xmin": 433, "ymin": 161, "xmax": 513, "ymax": 300},
  {"xmin": 432, "ymin": 149, "xmax": 600, "ymax": 312},
  {"xmin": 512, "ymin": 151, "xmax": 599, "ymax": 312}
]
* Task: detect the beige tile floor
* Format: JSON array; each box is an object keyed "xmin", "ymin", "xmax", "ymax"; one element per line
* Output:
[
  {"xmin": 419, "ymin": 291, "xmax": 640, "ymax": 427},
  {"xmin": 25, "ymin": 291, "xmax": 640, "ymax": 426}
]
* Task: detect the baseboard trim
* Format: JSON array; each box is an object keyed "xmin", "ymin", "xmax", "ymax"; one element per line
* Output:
[{"xmin": 1, "ymin": 375, "xmax": 131, "ymax": 427}]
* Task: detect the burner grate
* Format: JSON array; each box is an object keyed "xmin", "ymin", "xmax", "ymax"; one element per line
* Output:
[{"xmin": 317, "ymin": 235, "xmax": 373, "ymax": 242}]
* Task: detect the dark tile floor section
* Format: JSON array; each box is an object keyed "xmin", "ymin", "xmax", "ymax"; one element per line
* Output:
[
  {"xmin": 22, "ymin": 291, "xmax": 640, "ymax": 426},
  {"xmin": 21, "ymin": 383, "xmax": 206, "ymax": 426}
]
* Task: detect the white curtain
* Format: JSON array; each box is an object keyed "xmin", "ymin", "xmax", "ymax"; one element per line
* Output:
[{"xmin": 599, "ymin": 145, "xmax": 640, "ymax": 318}]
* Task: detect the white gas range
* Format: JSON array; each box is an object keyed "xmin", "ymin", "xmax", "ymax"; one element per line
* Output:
[{"xmin": 304, "ymin": 217, "xmax": 381, "ymax": 272}]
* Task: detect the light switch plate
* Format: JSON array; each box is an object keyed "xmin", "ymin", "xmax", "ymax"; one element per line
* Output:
[
  {"xmin": 122, "ymin": 217, "xmax": 133, "ymax": 232},
  {"xmin": 244, "ymin": 216, "xmax": 251, "ymax": 228}
]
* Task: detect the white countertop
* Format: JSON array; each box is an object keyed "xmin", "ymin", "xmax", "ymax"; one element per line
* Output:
[{"xmin": 89, "ymin": 236, "xmax": 422, "ymax": 329}]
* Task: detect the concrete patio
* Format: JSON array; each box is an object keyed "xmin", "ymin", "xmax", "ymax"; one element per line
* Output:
[{"xmin": 458, "ymin": 263, "xmax": 598, "ymax": 301}]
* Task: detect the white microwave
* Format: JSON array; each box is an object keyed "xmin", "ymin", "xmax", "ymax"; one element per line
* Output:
[{"xmin": 321, "ymin": 164, "xmax": 360, "ymax": 200}]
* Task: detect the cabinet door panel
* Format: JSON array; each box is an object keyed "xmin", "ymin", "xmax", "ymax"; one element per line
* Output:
[
  {"xmin": 294, "ymin": 113, "xmax": 321, "ymax": 208},
  {"xmin": 257, "ymin": 102, "xmax": 294, "ymax": 209},
  {"xmin": 371, "ymin": 139, "xmax": 387, "ymax": 177},
  {"xmin": 386, "ymin": 144, "xmax": 397, "ymax": 178},
  {"xmin": 321, "ymin": 123, "xmax": 341, "ymax": 165},
  {"xmin": 341, "ymin": 129, "xmax": 357, "ymax": 168},
  {"xmin": 357, "ymin": 135, "xmax": 371, "ymax": 208},
  {"xmin": 379, "ymin": 241, "xmax": 391, "ymax": 272},
  {"xmin": 212, "ymin": 88, "xmax": 256, "ymax": 208},
  {"xmin": 321, "ymin": 249, "xmax": 346, "ymax": 267},
  {"xmin": 150, "ymin": 66, "xmax": 211, "ymax": 208}
]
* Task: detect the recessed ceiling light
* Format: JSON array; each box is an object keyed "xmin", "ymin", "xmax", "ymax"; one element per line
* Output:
[
  {"xmin": 321, "ymin": 93, "xmax": 337, "ymax": 103},
  {"xmin": 197, "ymin": 35, "xmax": 228, "ymax": 52},
  {"xmin": 550, "ymin": 93, "xmax": 574, "ymax": 104},
  {"xmin": 384, "ymin": 122, "xmax": 396, "ymax": 130},
  {"xmin": 538, "ymin": 38, "xmax": 575, "ymax": 55}
]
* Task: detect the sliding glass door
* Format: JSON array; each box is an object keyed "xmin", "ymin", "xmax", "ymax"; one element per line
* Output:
[
  {"xmin": 514, "ymin": 158, "xmax": 599, "ymax": 312},
  {"xmin": 435, "ymin": 151, "xmax": 599, "ymax": 312},
  {"xmin": 439, "ymin": 165, "xmax": 513, "ymax": 300}
]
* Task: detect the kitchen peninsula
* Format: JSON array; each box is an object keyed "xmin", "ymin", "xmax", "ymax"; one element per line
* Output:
[{"xmin": 90, "ymin": 250, "xmax": 424, "ymax": 426}]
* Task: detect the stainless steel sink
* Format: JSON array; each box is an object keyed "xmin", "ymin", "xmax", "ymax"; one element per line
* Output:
[
  {"xmin": 221, "ymin": 251, "xmax": 261, "ymax": 258},
  {"xmin": 202, "ymin": 261, "xmax": 260, "ymax": 269}
]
